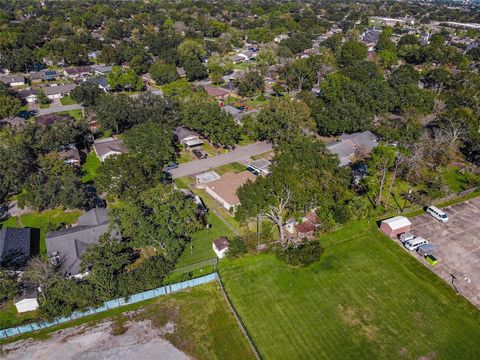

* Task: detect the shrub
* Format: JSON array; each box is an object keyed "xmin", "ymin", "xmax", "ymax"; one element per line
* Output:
[
  {"xmin": 227, "ymin": 236, "xmax": 248, "ymax": 258},
  {"xmin": 276, "ymin": 241, "xmax": 324, "ymax": 267}
]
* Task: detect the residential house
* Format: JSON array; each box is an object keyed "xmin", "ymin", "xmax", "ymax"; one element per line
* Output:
[
  {"xmin": 360, "ymin": 28, "xmax": 382, "ymax": 51},
  {"xmin": 205, "ymin": 171, "xmax": 256, "ymax": 211},
  {"xmin": 91, "ymin": 64, "xmax": 113, "ymax": 76},
  {"xmin": 247, "ymin": 158, "xmax": 271, "ymax": 176},
  {"xmin": 0, "ymin": 75, "xmax": 25, "ymax": 87},
  {"xmin": 86, "ymin": 77, "xmax": 110, "ymax": 91},
  {"xmin": 285, "ymin": 211, "xmax": 321, "ymax": 240},
  {"xmin": 14, "ymin": 284, "xmax": 39, "ymax": 313},
  {"xmin": 93, "ymin": 137, "xmax": 128, "ymax": 162},
  {"xmin": 42, "ymin": 83, "xmax": 77, "ymax": 99},
  {"xmin": 0, "ymin": 228, "xmax": 39, "ymax": 269},
  {"xmin": 174, "ymin": 126, "xmax": 204, "ymax": 148},
  {"xmin": 16, "ymin": 89, "xmax": 38, "ymax": 103},
  {"xmin": 63, "ymin": 66, "xmax": 93, "ymax": 79},
  {"xmin": 379, "ymin": 216, "xmax": 412, "ymax": 238},
  {"xmin": 35, "ymin": 113, "xmax": 71, "ymax": 126},
  {"xmin": 27, "ymin": 71, "xmax": 44, "ymax": 83},
  {"xmin": 195, "ymin": 171, "xmax": 221, "ymax": 188},
  {"xmin": 46, "ymin": 208, "xmax": 111, "ymax": 277},
  {"xmin": 222, "ymin": 104, "xmax": 242, "ymax": 118},
  {"xmin": 43, "ymin": 70, "xmax": 58, "ymax": 81},
  {"xmin": 326, "ymin": 131, "xmax": 378, "ymax": 167},
  {"xmin": 203, "ymin": 85, "xmax": 230, "ymax": 100},
  {"xmin": 213, "ymin": 237, "xmax": 229, "ymax": 259},
  {"xmin": 0, "ymin": 116, "xmax": 26, "ymax": 127},
  {"xmin": 59, "ymin": 145, "xmax": 81, "ymax": 166}
]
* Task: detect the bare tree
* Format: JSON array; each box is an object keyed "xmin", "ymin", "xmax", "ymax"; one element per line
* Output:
[
  {"xmin": 24, "ymin": 257, "xmax": 59, "ymax": 301},
  {"xmin": 262, "ymin": 187, "xmax": 291, "ymax": 246}
]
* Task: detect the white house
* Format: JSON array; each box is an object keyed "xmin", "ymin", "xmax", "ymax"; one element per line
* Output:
[
  {"xmin": 42, "ymin": 83, "xmax": 77, "ymax": 99},
  {"xmin": 213, "ymin": 237, "xmax": 229, "ymax": 259},
  {"xmin": 205, "ymin": 171, "xmax": 256, "ymax": 211},
  {"xmin": 93, "ymin": 137, "xmax": 128, "ymax": 162},
  {"xmin": 195, "ymin": 171, "xmax": 220, "ymax": 188},
  {"xmin": 0, "ymin": 75, "xmax": 25, "ymax": 87}
]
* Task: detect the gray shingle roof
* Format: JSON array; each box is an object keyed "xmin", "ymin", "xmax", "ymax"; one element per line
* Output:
[
  {"xmin": 46, "ymin": 208, "xmax": 111, "ymax": 276},
  {"xmin": 42, "ymin": 83, "xmax": 77, "ymax": 96},
  {"xmin": 0, "ymin": 228, "xmax": 33, "ymax": 268}
]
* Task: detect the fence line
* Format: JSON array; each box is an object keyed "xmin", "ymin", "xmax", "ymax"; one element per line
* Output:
[
  {"xmin": 217, "ymin": 272, "xmax": 262, "ymax": 360},
  {"xmin": 172, "ymin": 257, "xmax": 218, "ymax": 274},
  {"xmin": 0, "ymin": 272, "xmax": 217, "ymax": 339}
]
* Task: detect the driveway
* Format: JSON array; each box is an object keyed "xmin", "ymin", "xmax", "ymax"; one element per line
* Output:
[
  {"xmin": 169, "ymin": 142, "xmax": 272, "ymax": 179},
  {"xmin": 408, "ymin": 197, "xmax": 480, "ymax": 308}
]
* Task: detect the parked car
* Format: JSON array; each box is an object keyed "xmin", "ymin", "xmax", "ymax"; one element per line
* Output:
[
  {"xmin": 426, "ymin": 206, "xmax": 448, "ymax": 222},
  {"xmin": 193, "ymin": 149, "xmax": 208, "ymax": 159},
  {"xmin": 404, "ymin": 237, "xmax": 429, "ymax": 251},
  {"xmin": 164, "ymin": 162, "xmax": 179, "ymax": 171},
  {"xmin": 247, "ymin": 165, "xmax": 260, "ymax": 176},
  {"xmin": 399, "ymin": 232, "xmax": 415, "ymax": 243},
  {"xmin": 417, "ymin": 243, "xmax": 434, "ymax": 257}
]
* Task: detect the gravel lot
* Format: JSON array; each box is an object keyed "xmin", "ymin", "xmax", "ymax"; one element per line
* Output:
[
  {"xmin": 2, "ymin": 318, "xmax": 190, "ymax": 360},
  {"xmin": 408, "ymin": 197, "xmax": 480, "ymax": 308}
]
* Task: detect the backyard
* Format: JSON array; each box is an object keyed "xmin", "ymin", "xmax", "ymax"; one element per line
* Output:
[
  {"xmin": 220, "ymin": 220, "xmax": 480, "ymax": 360},
  {"xmin": 81, "ymin": 152, "xmax": 101, "ymax": 183}
]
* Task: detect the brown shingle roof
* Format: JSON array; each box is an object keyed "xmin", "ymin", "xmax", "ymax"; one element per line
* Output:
[
  {"xmin": 213, "ymin": 237, "xmax": 229, "ymax": 251},
  {"xmin": 203, "ymin": 85, "xmax": 229, "ymax": 98},
  {"xmin": 206, "ymin": 171, "xmax": 256, "ymax": 207}
]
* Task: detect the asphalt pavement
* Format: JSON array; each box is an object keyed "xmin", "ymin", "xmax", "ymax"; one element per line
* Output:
[{"xmin": 169, "ymin": 142, "xmax": 272, "ymax": 179}]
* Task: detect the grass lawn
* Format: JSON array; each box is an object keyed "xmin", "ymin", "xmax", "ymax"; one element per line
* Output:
[
  {"xmin": 441, "ymin": 166, "xmax": 480, "ymax": 193},
  {"xmin": 0, "ymin": 300, "xmax": 38, "ymax": 330},
  {"xmin": 174, "ymin": 176, "xmax": 194, "ymax": 190},
  {"xmin": 57, "ymin": 109, "xmax": 83, "ymax": 120},
  {"xmin": 214, "ymin": 162, "xmax": 246, "ymax": 175},
  {"xmin": 0, "ymin": 283, "xmax": 256, "ymax": 360},
  {"xmin": 39, "ymin": 102, "xmax": 50, "ymax": 109},
  {"xmin": 238, "ymin": 135, "xmax": 255, "ymax": 146},
  {"xmin": 81, "ymin": 152, "xmax": 101, "ymax": 183},
  {"xmin": 59, "ymin": 96, "xmax": 76, "ymax": 105},
  {"xmin": 0, "ymin": 208, "xmax": 83, "ymax": 255},
  {"xmin": 220, "ymin": 221, "xmax": 480, "ymax": 360},
  {"xmin": 176, "ymin": 212, "xmax": 235, "ymax": 268}
]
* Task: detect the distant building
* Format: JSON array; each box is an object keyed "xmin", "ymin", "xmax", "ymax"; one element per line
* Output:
[
  {"xmin": 86, "ymin": 77, "xmax": 110, "ymax": 91},
  {"xmin": 58, "ymin": 145, "xmax": 81, "ymax": 166},
  {"xmin": 213, "ymin": 237, "xmax": 229, "ymax": 259},
  {"xmin": 91, "ymin": 65, "xmax": 113, "ymax": 76},
  {"xmin": 174, "ymin": 126, "xmax": 204, "ymax": 148},
  {"xmin": 63, "ymin": 66, "xmax": 93, "ymax": 79},
  {"xmin": 326, "ymin": 131, "xmax": 378, "ymax": 167},
  {"xmin": 46, "ymin": 208, "xmax": 112, "ymax": 277},
  {"xmin": 361, "ymin": 28, "xmax": 382, "ymax": 51},
  {"xmin": 205, "ymin": 171, "xmax": 256, "ymax": 211},
  {"xmin": 0, "ymin": 116, "xmax": 26, "ymax": 127},
  {"xmin": 16, "ymin": 89, "xmax": 38, "ymax": 103},
  {"xmin": 0, "ymin": 75, "xmax": 25, "ymax": 87},
  {"xmin": 203, "ymin": 85, "xmax": 230, "ymax": 99},
  {"xmin": 42, "ymin": 83, "xmax": 77, "ymax": 99},
  {"xmin": 93, "ymin": 137, "xmax": 128, "ymax": 162},
  {"xmin": 35, "ymin": 113, "xmax": 71, "ymax": 126}
]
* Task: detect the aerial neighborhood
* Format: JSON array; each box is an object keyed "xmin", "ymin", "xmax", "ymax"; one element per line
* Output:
[{"xmin": 0, "ymin": 0, "xmax": 480, "ymax": 359}]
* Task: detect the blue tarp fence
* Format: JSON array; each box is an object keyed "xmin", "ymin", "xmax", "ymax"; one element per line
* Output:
[{"xmin": 0, "ymin": 272, "xmax": 217, "ymax": 339}]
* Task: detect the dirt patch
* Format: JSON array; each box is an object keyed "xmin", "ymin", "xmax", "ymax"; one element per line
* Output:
[
  {"xmin": 337, "ymin": 305, "xmax": 379, "ymax": 342},
  {"xmin": 1, "ymin": 319, "xmax": 190, "ymax": 360}
]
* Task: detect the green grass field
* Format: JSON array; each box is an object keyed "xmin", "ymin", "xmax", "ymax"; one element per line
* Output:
[
  {"xmin": 81, "ymin": 152, "xmax": 101, "ymax": 183},
  {"xmin": 0, "ymin": 283, "xmax": 256, "ymax": 360},
  {"xmin": 214, "ymin": 162, "xmax": 246, "ymax": 175},
  {"xmin": 59, "ymin": 96, "xmax": 76, "ymax": 105},
  {"xmin": 220, "ymin": 221, "xmax": 480, "ymax": 360},
  {"xmin": 176, "ymin": 212, "xmax": 235, "ymax": 268}
]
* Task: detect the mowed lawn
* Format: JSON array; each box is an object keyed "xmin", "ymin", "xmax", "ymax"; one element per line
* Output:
[
  {"xmin": 176, "ymin": 212, "xmax": 235, "ymax": 268},
  {"xmin": 220, "ymin": 221, "xmax": 480, "ymax": 360}
]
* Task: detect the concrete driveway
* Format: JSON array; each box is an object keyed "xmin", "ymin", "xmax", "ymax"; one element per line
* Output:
[
  {"xmin": 408, "ymin": 197, "xmax": 480, "ymax": 308},
  {"xmin": 35, "ymin": 103, "xmax": 84, "ymax": 116},
  {"xmin": 169, "ymin": 142, "xmax": 272, "ymax": 179}
]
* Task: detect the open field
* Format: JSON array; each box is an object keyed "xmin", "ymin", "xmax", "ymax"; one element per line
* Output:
[
  {"xmin": 220, "ymin": 221, "xmax": 480, "ymax": 360},
  {"xmin": 409, "ymin": 197, "xmax": 480, "ymax": 308},
  {"xmin": 1, "ymin": 283, "xmax": 255, "ymax": 360}
]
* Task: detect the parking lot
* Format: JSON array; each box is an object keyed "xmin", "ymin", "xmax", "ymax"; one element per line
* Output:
[{"xmin": 409, "ymin": 197, "xmax": 480, "ymax": 308}]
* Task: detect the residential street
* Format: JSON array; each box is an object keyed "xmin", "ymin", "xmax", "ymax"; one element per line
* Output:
[
  {"xmin": 34, "ymin": 103, "xmax": 84, "ymax": 116},
  {"xmin": 169, "ymin": 142, "xmax": 272, "ymax": 179}
]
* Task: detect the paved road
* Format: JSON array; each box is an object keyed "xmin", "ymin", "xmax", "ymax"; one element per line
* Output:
[
  {"xmin": 35, "ymin": 104, "xmax": 84, "ymax": 116},
  {"xmin": 170, "ymin": 142, "xmax": 272, "ymax": 179}
]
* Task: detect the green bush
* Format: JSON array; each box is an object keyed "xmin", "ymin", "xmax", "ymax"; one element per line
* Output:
[
  {"xmin": 276, "ymin": 241, "xmax": 324, "ymax": 267},
  {"xmin": 227, "ymin": 236, "xmax": 248, "ymax": 258}
]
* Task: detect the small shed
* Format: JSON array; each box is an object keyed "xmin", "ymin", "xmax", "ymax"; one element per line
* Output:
[
  {"xmin": 14, "ymin": 284, "xmax": 39, "ymax": 313},
  {"xmin": 213, "ymin": 237, "xmax": 229, "ymax": 259},
  {"xmin": 379, "ymin": 216, "xmax": 412, "ymax": 238}
]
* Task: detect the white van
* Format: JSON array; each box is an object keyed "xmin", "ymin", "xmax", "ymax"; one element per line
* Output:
[
  {"xmin": 399, "ymin": 232, "xmax": 415, "ymax": 243},
  {"xmin": 426, "ymin": 206, "xmax": 449, "ymax": 222},
  {"xmin": 404, "ymin": 237, "xmax": 429, "ymax": 251}
]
